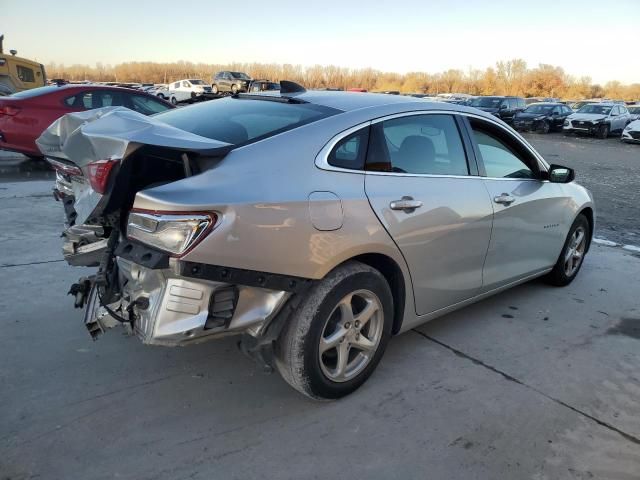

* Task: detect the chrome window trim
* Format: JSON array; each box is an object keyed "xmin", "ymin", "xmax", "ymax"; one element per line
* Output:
[
  {"xmin": 314, "ymin": 121, "xmax": 371, "ymax": 175},
  {"xmin": 314, "ymin": 109, "xmax": 550, "ymax": 178}
]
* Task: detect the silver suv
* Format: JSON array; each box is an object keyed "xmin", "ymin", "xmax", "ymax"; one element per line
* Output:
[
  {"xmin": 39, "ymin": 85, "xmax": 595, "ymax": 399},
  {"xmin": 563, "ymin": 103, "xmax": 631, "ymax": 138}
]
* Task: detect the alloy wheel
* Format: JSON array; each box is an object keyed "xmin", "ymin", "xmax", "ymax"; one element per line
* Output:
[
  {"xmin": 318, "ymin": 290, "xmax": 384, "ymax": 383},
  {"xmin": 564, "ymin": 226, "xmax": 586, "ymax": 277}
]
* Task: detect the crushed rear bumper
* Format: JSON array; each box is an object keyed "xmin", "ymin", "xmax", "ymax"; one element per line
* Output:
[{"xmin": 82, "ymin": 242, "xmax": 304, "ymax": 346}]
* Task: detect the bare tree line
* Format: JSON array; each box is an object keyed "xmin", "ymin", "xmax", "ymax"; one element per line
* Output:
[{"xmin": 45, "ymin": 59, "xmax": 640, "ymax": 100}]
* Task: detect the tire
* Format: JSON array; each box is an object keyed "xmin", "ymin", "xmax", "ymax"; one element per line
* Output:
[
  {"xmin": 538, "ymin": 120, "xmax": 550, "ymax": 134},
  {"xmin": 157, "ymin": 93, "xmax": 165, "ymax": 100},
  {"xmin": 544, "ymin": 214, "xmax": 590, "ymax": 287},
  {"xmin": 211, "ymin": 84, "xmax": 218, "ymax": 94},
  {"xmin": 597, "ymin": 124, "xmax": 609, "ymax": 139},
  {"xmin": 170, "ymin": 96, "xmax": 177, "ymax": 105},
  {"xmin": 275, "ymin": 261, "xmax": 393, "ymax": 400},
  {"xmin": 231, "ymin": 84, "xmax": 238, "ymax": 95}
]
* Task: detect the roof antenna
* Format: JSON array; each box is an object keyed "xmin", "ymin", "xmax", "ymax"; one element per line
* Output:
[{"xmin": 279, "ymin": 81, "xmax": 306, "ymax": 95}]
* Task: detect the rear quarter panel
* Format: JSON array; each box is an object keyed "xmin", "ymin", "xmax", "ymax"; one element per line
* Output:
[{"xmin": 134, "ymin": 112, "xmax": 409, "ymax": 281}]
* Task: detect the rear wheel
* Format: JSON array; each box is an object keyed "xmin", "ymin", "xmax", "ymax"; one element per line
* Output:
[
  {"xmin": 170, "ymin": 96, "xmax": 177, "ymax": 105},
  {"xmin": 544, "ymin": 214, "xmax": 590, "ymax": 286},
  {"xmin": 275, "ymin": 261, "xmax": 393, "ymax": 400},
  {"xmin": 231, "ymin": 84, "xmax": 239, "ymax": 95},
  {"xmin": 597, "ymin": 124, "xmax": 609, "ymax": 139}
]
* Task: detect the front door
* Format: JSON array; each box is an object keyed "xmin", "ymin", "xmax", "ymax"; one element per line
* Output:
[
  {"xmin": 364, "ymin": 113, "xmax": 494, "ymax": 315},
  {"xmin": 465, "ymin": 117, "xmax": 566, "ymax": 290}
]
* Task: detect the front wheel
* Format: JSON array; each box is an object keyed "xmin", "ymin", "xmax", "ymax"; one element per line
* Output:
[
  {"xmin": 544, "ymin": 214, "xmax": 590, "ymax": 286},
  {"xmin": 231, "ymin": 84, "xmax": 239, "ymax": 95},
  {"xmin": 538, "ymin": 120, "xmax": 550, "ymax": 134},
  {"xmin": 170, "ymin": 96, "xmax": 177, "ymax": 105},
  {"xmin": 597, "ymin": 124, "xmax": 609, "ymax": 139},
  {"xmin": 211, "ymin": 84, "xmax": 218, "ymax": 94},
  {"xmin": 275, "ymin": 261, "xmax": 393, "ymax": 400}
]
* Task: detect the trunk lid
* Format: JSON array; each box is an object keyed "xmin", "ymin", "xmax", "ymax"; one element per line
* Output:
[{"xmin": 36, "ymin": 106, "xmax": 231, "ymax": 226}]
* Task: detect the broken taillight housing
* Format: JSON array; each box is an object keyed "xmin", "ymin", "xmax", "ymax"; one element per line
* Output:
[{"xmin": 87, "ymin": 159, "xmax": 119, "ymax": 194}]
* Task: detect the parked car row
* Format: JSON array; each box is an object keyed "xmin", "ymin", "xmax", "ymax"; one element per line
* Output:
[
  {"xmin": 155, "ymin": 79, "xmax": 213, "ymax": 104},
  {"xmin": 0, "ymin": 84, "xmax": 174, "ymax": 158}
]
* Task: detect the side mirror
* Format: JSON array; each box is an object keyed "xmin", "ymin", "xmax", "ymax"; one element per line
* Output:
[
  {"xmin": 548, "ymin": 164, "xmax": 575, "ymax": 183},
  {"xmin": 500, "ymin": 104, "xmax": 508, "ymax": 110}
]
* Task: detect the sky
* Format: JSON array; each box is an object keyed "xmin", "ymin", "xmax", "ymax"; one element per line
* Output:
[{"xmin": 2, "ymin": 0, "xmax": 638, "ymax": 84}]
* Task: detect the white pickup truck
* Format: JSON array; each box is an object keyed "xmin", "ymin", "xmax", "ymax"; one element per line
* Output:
[{"xmin": 159, "ymin": 79, "xmax": 212, "ymax": 104}]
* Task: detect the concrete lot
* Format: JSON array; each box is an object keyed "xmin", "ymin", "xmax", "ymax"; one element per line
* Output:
[{"xmin": 1, "ymin": 135, "xmax": 640, "ymax": 479}]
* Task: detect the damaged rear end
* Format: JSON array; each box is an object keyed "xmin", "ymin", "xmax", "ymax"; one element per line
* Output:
[{"xmin": 37, "ymin": 106, "xmax": 294, "ymax": 351}]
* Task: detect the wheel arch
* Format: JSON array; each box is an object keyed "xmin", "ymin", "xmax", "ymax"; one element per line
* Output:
[
  {"xmin": 579, "ymin": 206, "xmax": 595, "ymax": 252},
  {"xmin": 341, "ymin": 253, "xmax": 407, "ymax": 335}
]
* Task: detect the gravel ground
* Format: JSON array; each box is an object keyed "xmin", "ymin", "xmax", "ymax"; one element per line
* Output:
[{"xmin": 523, "ymin": 132, "xmax": 640, "ymax": 246}]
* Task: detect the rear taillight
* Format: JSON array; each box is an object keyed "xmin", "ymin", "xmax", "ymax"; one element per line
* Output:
[
  {"xmin": 127, "ymin": 210, "xmax": 217, "ymax": 256},
  {"xmin": 0, "ymin": 105, "xmax": 20, "ymax": 116},
  {"xmin": 87, "ymin": 159, "xmax": 119, "ymax": 194}
]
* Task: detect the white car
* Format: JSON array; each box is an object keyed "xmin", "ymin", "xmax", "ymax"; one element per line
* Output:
[
  {"xmin": 164, "ymin": 79, "xmax": 212, "ymax": 105},
  {"xmin": 563, "ymin": 103, "xmax": 631, "ymax": 139},
  {"xmin": 627, "ymin": 104, "xmax": 640, "ymax": 121},
  {"xmin": 621, "ymin": 119, "xmax": 640, "ymax": 144}
]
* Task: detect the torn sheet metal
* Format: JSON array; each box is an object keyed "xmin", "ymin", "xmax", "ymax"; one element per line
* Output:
[{"xmin": 35, "ymin": 106, "xmax": 232, "ymax": 167}]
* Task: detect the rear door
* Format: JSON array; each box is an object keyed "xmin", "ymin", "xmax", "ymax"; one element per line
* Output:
[
  {"xmin": 465, "ymin": 116, "xmax": 566, "ymax": 291},
  {"xmin": 364, "ymin": 112, "xmax": 494, "ymax": 315},
  {"xmin": 221, "ymin": 73, "xmax": 231, "ymax": 91}
]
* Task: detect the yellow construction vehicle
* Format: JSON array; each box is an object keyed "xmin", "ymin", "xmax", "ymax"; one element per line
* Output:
[{"xmin": 0, "ymin": 34, "xmax": 46, "ymax": 95}]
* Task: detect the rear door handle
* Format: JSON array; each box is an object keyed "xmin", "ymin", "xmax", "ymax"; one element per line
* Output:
[
  {"xmin": 390, "ymin": 196, "xmax": 423, "ymax": 213},
  {"xmin": 494, "ymin": 193, "xmax": 516, "ymax": 205}
]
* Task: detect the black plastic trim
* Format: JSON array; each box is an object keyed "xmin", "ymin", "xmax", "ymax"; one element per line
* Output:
[
  {"xmin": 115, "ymin": 239, "xmax": 169, "ymax": 269},
  {"xmin": 180, "ymin": 261, "xmax": 314, "ymax": 294}
]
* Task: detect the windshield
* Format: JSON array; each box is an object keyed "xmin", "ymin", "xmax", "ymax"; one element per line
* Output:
[
  {"xmin": 577, "ymin": 105, "xmax": 612, "ymax": 115},
  {"xmin": 189, "ymin": 79, "xmax": 205, "ymax": 85},
  {"xmin": 231, "ymin": 72, "xmax": 250, "ymax": 80},
  {"xmin": 10, "ymin": 86, "xmax": 61, "ymax": 98},
  {"xmin": 156, "ymin": 97, "xmax": 340, "ymax": 146},
  {"xmin": 524, "ymin": 105, "xmax": 554, "ymax": 114},
  {"xmin": 470, "ymin": 97, "xmax": 502, "ymax": 108}
]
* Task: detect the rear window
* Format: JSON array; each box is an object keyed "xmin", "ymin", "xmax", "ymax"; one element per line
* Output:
[{"xmin": 155, "ymin": 97, "xmax": 340, "ymax": 146}]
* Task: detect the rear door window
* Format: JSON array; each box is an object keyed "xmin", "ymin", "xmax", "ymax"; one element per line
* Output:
[
  {"xmin": 129, "ymin": 95, "xmax": 172, "ymax": 115},
  {"xmin": 367, "ymin": 114, "xmax": 469, "ymax": 176}
]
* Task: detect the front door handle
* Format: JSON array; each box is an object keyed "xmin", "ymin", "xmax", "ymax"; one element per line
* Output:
[
  {"xmin": 494, "ymin": 193, "xmax": 516, "ymax": 205},
  {"xmin": 390, "ymin": 196, "xmax": 423, "ymax": 213}
]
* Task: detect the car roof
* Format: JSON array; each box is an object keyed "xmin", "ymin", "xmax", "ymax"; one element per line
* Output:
[
  {"xmin": 286, "ymin": 90, "xmax": 432, "ymax": 111},
  {"xmin": 243, "ymin": 90, "xmax": 502, "ymax": 123},
  {"xmin": 528, "ymin": 102, "xmax": 564, "ymax": 106},
  {"xmin": 39, "ymin": 84, "xmax": 142, "ymax": 93}
]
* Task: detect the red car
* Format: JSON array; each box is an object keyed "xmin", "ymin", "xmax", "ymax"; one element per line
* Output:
[{"xmin": 0, "ymin": 84, "xmax": 174, "ymax": 158}]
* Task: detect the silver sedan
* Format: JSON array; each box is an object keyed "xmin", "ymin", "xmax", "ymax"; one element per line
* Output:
[{"xmin": 39, "ymin": 83, "xmax": 595, "ymax": 399}]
